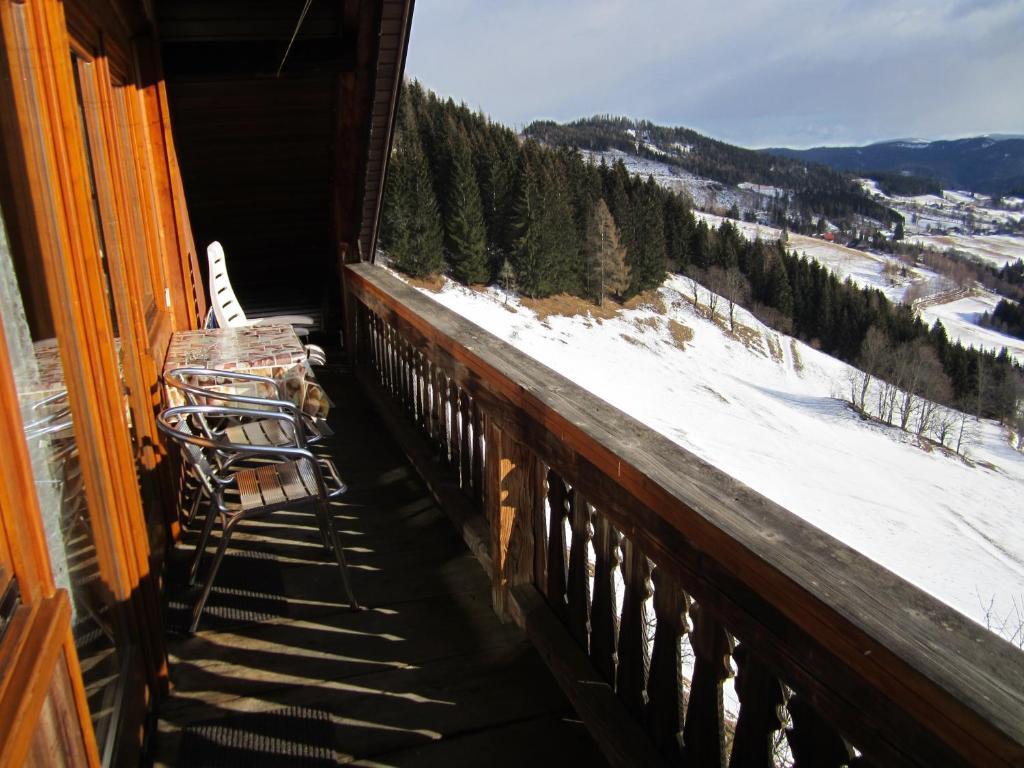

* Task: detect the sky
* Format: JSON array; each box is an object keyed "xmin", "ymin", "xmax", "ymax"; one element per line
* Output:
[{"xmin": 404, "ymin": 0, "xmax": 1024, "ymax": 149}]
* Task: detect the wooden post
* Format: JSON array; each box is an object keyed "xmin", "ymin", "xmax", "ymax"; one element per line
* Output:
[{"xmin": 486, "ymin": 418, "xmax": 540, "ymax": 621}]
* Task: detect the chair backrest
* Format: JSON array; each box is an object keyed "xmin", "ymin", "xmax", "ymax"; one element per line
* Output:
[
  {"xmin": 157, "ymin": 411, "xmax": 218, "ymax": 497},
  {"xmin": 207, "ymin": 241, "xmax": 248, "ymax": 328}
]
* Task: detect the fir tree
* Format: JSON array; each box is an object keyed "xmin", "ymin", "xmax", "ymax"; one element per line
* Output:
[
  {"xmin": 585, "ymin": 198, "xmax": 629, "ymax": 306},
  {"xmin": 510, "ymin": 154, "xmax": 549, "ymax": 297},
  {"xmin": 624, "ymin": 177, "xmax": 667, "ymax": 295},
  {"xmin": 445, "ymin": 122, "xmax": 489, "ymax": 284},
  {"xmin": 388, "ymin": 98, "xmax": 444, "ymax": 276}
]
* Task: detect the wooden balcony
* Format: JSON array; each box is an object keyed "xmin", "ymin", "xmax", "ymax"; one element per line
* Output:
[
  {"xmin": 152, "ymin": 366, "xmax": 606, "ymax": 765},
  {"xmin": 153, "ymin": 261, "xmax": 1024, "ymax": 767}
]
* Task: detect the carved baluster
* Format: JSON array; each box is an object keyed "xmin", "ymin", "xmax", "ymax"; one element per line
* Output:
[
  {"xmin": 417, "ymin": 354, "xmax": 429, "ymax": 432},
  {"xmin": 533, "ymin": 462, "xmax": 547, "ymax": 587},
  {"xmin": 646, "ymin": 566, "xmax": 687, "ymax": 761},
  {"xmin": 617, "ymin": 536, "xmax": 652, "ymax": 718},
  {"xmin": 589, "ymin": 512, "xmax": 619, "ymax": 684},
  {"xmin": 786, "ymin": 694, "xmax": 852, "ymax": 768},
  {"xmin": 460, "ymin": 390, "xmax": 472, "ymax": 489},
  {"xmin": 730, "ymin": 643, "xmax": 785, "ymax": 768},
  {"xmin": 566, "ymin": 490, "xmax": 593, "ymax": 649},
  {"xmin": 386, "ymin": 323, "xmax": 397, "ymax": 395},
  {"xmin": 471, "ymin": 400, "xmax": 484, "ymax": 507},
  {"xmin": 410, "ymin": 350, "xmax": 420, "ymax": 425},
  {"xmin": 381, "ymin": 320, "xmax": 390, "ymax": 389},
  {"xmin": 448, "ymin": 380, "xmax": 461, "ymax": 482},
  {"xmin": 404, "ymin": 340, "xmax": 414, "ymax": 416},
  {"xmin": 683, "ymin": 602, "xmax": 733, "ymax": 768},
  {"xmin": 421, "ymin": 359, "xmax": 433, "ymax": 440},
  {"xmin": 370, "ymin": 313, "xmax": 381, "ymax": 378},
  {"xmin": 544, "ymin": 470, "xmax": 569, "ymax": 623},
  {"xmin": 433, "ymin": 367, "xmax": 447, "ymax": 459}
]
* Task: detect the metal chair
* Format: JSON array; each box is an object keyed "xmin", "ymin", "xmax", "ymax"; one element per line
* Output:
[
  {"xmin": 164, "ymin": 367, "xmax": 330, "ymax": 455},
  {"xmin": 158, "ymin": 404, "xmax": 359, "ymax": 632}
]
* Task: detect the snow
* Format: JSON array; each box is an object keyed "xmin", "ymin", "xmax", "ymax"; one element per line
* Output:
[
  {"xmin": 411, "ymin": 273, "xmax": 1024, "ymax": 632},
  {"xmin": 919, "ymin": 293, "xmax": 1024, "ymax": 363},
  {"xmin": 909, "ymin": 233, "xmax": 1024, "ymax": 270},
  {"xmin": 693, "ymin": 211, "xmax": 940, "ymax": 304}
]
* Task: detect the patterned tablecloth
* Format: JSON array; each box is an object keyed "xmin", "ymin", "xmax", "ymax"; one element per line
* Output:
[
  {"xmin": 26, "ymin": 337, "xmax": 121, "ymax": 400},
  {"xmin": 163, "ymin": 325, "xmax": 329, "ymax": 418}
]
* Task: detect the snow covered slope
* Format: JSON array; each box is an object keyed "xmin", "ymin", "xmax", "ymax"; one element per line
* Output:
[
  {"xmin": 693, "ymin": 211, "xmax": 940, "ymax": 304},
  {"xmin": 414, "ymin": 274, "xmax": 1024, "ymax": 633}
]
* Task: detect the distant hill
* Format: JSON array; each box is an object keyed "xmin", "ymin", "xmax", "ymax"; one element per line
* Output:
[
  {"xmin": 524, "ymin": 116, "xmax": 900, "ymax": 226},
  {"xmin": 764, "ymin": 137, "xmax": 1024, "ymax": 196}
]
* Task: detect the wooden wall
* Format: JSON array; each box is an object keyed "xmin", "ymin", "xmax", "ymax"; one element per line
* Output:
[{"xmin": 157, "ymin": 0, "xmax": 362, "ymax": 324}]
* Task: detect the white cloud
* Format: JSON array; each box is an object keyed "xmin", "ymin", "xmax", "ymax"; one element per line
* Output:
[{"xmin": 406, "ymin": 0, "xmax": 1024, "ymax": 146}]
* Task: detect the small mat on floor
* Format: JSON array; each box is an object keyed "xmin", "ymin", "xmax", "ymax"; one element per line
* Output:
[{"xmin": 176, "ymin": 705, "xmax": 335, "ymax": 767}]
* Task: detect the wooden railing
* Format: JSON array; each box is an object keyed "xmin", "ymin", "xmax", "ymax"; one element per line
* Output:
[{"xmin": 344, "ymin": 262, "xmax": 1024, "ymax": 768}]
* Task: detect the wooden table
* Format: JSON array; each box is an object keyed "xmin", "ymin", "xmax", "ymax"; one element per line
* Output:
[{"xmin": 163, "ymin": 325, "xmax": 328, "ymax": 418}]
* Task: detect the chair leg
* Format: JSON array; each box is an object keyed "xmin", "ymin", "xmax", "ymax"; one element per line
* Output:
[
  {"xmin": 320, "ymin": 502, "xmax": 360, "ymax": 610},
  {"xmin": 312, "ymin": 504, "xmax": 332, "ymax": 552},
  {"xmin": 184, "ymin": 485, "xmax": 204, "ymax": 528},
  {"xmin": 188, "ymin": 500, "xmax": 220, "ymax": 586},
  {"xmin": 189, "ymin": 517, "xmax": 235, "ymax": 633}
]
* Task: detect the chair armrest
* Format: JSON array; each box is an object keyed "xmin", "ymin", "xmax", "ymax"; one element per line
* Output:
[
  {"xmin": 166, "ymin": 367, "xmax": 299, "ymax": 415},
  {"xmin": 160, "ymin": 405, "xmax": 313, "ymax": 461},
  {"xmin": 317, "ymin": 456, "xmax": 348, "ymax": 498},
  {"xmin": 250, "ymin": 315, "xmax": 316, "ymax": 327}
]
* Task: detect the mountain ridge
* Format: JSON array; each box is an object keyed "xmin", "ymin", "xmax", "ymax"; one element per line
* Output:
[{"xmin": 763, "ymin": 136, "xmax": 1024, "ymax": 196}]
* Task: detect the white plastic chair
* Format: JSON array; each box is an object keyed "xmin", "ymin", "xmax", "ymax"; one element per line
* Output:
[{"xmin": 207, "ymin": 241, "xmax": 316, "ymax": 336}]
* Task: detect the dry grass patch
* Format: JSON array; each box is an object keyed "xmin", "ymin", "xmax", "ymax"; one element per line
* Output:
[
  {"xmin": 668, "ymin": 320, "xmax": 694, "ymax": 350},
  {"xmin": 790, "ymin": 339, "xmax": 804, "ymax": 373},
  {"xmin": 731, "ymin": 322, "xmax": 765, "ymax": 356},
  {"xmin": 632, "ymin": 316, "xmax": 661, "ymax": 334},
  {"xmin": 766, "ymin": 333, "xmax": 784, "ymax": 363},
  {"xmin": 620, "ymin": 334, "xmax": 644, "ymax": 347},
  {"xmin": 623, "ymin": 290, "xmax": 667, "ymax": 315},
  {"xmin": 519, "ymin": 293, "xmax": 622, "ymax": 321},
  {"xmin": 407, "ymin": 274, "xmax": 446, "ymax": 292}
]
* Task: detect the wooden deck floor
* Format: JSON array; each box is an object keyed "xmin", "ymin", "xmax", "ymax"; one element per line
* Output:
[{"xmin": 152, "ymin": 365, "xmax": 606, "ymax": 766}]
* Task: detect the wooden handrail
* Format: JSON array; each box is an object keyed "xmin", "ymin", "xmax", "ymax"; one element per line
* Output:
[{"xmin": 345, "ymin": 261, "xmax": 1024, "ymax": 767}]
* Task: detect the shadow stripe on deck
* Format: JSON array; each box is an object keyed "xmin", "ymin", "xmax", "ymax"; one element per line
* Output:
[{"xmin": 153, "ymin": 365, "xmax": 606, "ymax": 767}]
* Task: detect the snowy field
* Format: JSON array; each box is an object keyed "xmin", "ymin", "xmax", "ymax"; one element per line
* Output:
[
  {"xmin": 908, "ymin": 233, "xmax": 1024, "ymax": 270},
  {"xmin": 693, "ymin": 211, "xmax": 938, "ymax": 304},
  {"xmin": 413, "ymin": 274, "xmax": 1024, "ymax": 634},
  {"xmin": 919, "ymin": 293, "xmax": 1024, "ymax": 363}
]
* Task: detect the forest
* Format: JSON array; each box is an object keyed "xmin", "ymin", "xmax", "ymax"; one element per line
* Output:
[
  {"xmin": 524, "ymin": 116, "xmax": 903, "ymax": 231},
  {"xmin": 380, "ymin": 81, "xmax": 1022, "ymax": 425}
]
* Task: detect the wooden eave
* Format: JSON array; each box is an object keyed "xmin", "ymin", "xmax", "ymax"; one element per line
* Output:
[{"xmin": 358, "ymin": 0, "xmax": 414, "ymax": 262}]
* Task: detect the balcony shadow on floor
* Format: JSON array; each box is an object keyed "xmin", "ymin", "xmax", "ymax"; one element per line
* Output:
[{"xmin": 152, "ymin": 365, "xmax": 606, "ymax": 766}]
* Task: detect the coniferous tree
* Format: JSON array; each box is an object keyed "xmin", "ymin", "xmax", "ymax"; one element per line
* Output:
[
  {"xmin": 445, "ymin": 123, "xmax": 489, "ymax": 284},
  {"xmin": 510, "ymin": 153, "xmax": 548, "ymax": 297},
  {"xmin": 387, "ymin": 98, "xmax": 444, "ymax": 276},
  {"xmin": 663, "ymin": 194, "xmax": 693, "ymax": 271},
  {"xmin": 624, "ymin": 177, "xmax": 667, "ymax": 295},
  {"xmin": 585, "ymin": 198, "xmax": 629, "ymax": 306}
]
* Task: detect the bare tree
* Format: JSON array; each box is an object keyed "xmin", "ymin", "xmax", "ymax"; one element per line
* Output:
[
  {"xmin": 683, "ymin": 266, "xmax": 705, "ymax": 311},
  {"xmin": 954, "ymin": 402, "xmax": 979, "ymax": 457},
  {"xmin": 856, "ymin": 326, "xmax": 890, "ymax": 413},
  {"xmin": 720, "ymin": 268, "xmax": 751, "ymax": 332},
  {"xmin": 705, "ymin": 266, "xmax": 725, "ymax": 322},
  {"xmin": 935, "ymin": 407, "xmax": 959, "ymax": 448},
  {"xmin": 915, "ymin": 363, "xmax": 952, "ymax": 438},
  {"xmin": 893, "ymin": 341, "xmax": 946, "ymax": 432}
]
